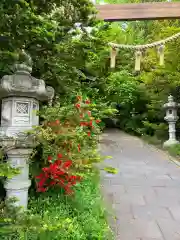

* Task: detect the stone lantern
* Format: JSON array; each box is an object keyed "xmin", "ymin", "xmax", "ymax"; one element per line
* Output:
[
  {"xmin": 163, "ymin": 95, "xmax": 180, "ymax": 147},
  {"xmin": 0, "ymin": 51, "xmax": 54, "ymax": 209}
]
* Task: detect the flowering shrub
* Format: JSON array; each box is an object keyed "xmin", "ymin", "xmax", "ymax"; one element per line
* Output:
[
  {"xmin": 36, "ymin": 154, "xmax": 81, "ymax": 195},
  {"xmin": 32, "ymin": 95, "xmax": 106, "ymax": 194}
]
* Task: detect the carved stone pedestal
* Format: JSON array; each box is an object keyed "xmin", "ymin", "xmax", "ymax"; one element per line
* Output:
[
  {"xmin": 5, "ymin": 148, "xmax": 32, "ymax": 208},
  {"xmin": 163, "ymin": 121, "xmax": 179, "ymax": 147}
]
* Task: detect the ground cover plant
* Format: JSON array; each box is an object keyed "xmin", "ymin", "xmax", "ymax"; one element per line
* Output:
[{"xmin": 0, "ymin": 171, "xmax": 113, "ymax": 240}]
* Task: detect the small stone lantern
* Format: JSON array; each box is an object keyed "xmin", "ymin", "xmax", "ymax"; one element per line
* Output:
[
  {"xmin": 163, "ymin": 95, "xmax": 180, "ymax": 147},
  {"xmin": 0, "ymin": 51, "xmax": 54, "ymax": 209}
]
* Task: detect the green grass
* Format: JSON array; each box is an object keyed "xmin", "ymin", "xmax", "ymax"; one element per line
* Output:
[
  {"xmin": 0, "ymin": 170, "xmax": 113, "ymax": 240},
  {"xmin": 141, "ymin": 134, "xmax": 163, "ymax": 148},
  {"xmin": 165, "ymin": 144, "xmax": 180, "ymax": 161}
]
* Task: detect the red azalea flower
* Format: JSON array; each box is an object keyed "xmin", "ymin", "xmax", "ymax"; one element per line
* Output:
[
  {"xmin": 89, "ymin": 120, "xmax": 93, "ymax": 127},
  {"xmin": 58, "ymin": 178, "xmax": 65, "ymax": 187},
  {"xmin": 57, "ymin": 153, "xmax": 63, "ymax": 159},
  {"xmin": 69, "ymin": 175, "xmax": 77, "ymax": 180},
  {"xmin": 70, "ymin": 180, "xmax": 77, "ymax": 185},
  {"xmin": 87, "ymin": 131, "xmax": 91, "ymax": 137},
  {"xmin": 80, "ymin": 122, "xmax": 84, "ymax": 126},
  {"xmin": 76, "ymin": 176, "xmax": 82, "ymax": 181},
  {"xmin": 75, "ymin": 103, "xmax": 81, "ymax": 109},
  {"xmin": 38, "ymin": 177, "xmax": 47, "ymax": 188},
  {"xmin": 49, "ymin": 181, "xmax": 56, "ymax": 186},
  {"xmin": 47, "ymin": 156, "xmax": 52, "ymax": 162},
  {"xmin": 36, "ymin": 143, "xmax": 82, "ymax": 194},
  {"xmin": 87, "ymin": 111, "xmax": 91, "ymax": 117},
  {"xmin": 57, "ymin": 169, "xmax": 65, "ymax": 175},
  {"xmin": 50, "ymin": 163, "xmax": 59, "ymax": 171},
  {"xmin": 64, "ymin": 186, "xmax": 74, "ymax": 195},
  {"xmin": 35, "ymin": 173, "xmax": 45, "ymax": 179},
  {"xmin": 80, "ymin": 121, "xmax": 88, "ymax": 127},
  {"xmin": 55, "ymin": 159, "xmax": 62, "ymax": 165},
  {"xmin": 37, "ymin": 187, "xmax": 47, "ymax": 192},
  {"xmin": 96, "ymin": 119, "xmax": 101, "ymax": 124},
  {"xmin": 42, "ymin": 167, "xmax": 49, "ymax": 172},
  {"xmin": 63, "ymin": 160, "xmax": 72, "ymax": 169},
  {"xmin": 55, "ymin": 119, "xmax": 60, "ymax": 125},
  {"xmin": 85, "ymin": 99, "xmax": 90, "ymax": 104}
]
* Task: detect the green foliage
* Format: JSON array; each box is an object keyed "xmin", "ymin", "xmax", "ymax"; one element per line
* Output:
[
  {"xmin": 0, "ymin": 149, "xmax": 20, "ymax": 179},
  {"xmin": 94, "ymin": 0, "xmax": 180, "ymax": 140},
  {"xmin": 2, "ymin": 0, "xmax": 180, "ymax": 236},
  {"xmin": 0, "ymin": 172, "xmax": 113, "ymax": 240},
  {"xmin": 0, "ymin": 162, "xmax": 20, "ymax": 179},
  {"xmin": 0, "ymin": 0, "xmax": 98, "ymax": 97},
  {"xmin": 106, "ymin": 70, "xmax": 139, "ymax": 105},
  {"xmin": 165, "ymin": 144, "xmax": 180, "ymax": 160}
]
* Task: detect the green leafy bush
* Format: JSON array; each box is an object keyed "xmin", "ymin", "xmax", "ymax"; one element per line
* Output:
[
  {"xmin": 0, "ymin": 171, "xmax": 113, "ymax": 240},
  {"xmin": 30, "ymin": 95, "xmax": 115, "ymax": 174}
]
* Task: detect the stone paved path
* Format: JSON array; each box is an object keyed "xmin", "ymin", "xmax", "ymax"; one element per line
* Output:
[{"xmin": 100, "ymin": 129, "xmax": 180, "ymax": 240}]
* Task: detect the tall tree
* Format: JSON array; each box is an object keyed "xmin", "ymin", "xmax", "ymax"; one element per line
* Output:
[{"xmin": 0, "ymin": 0, "xmax": 98, "ymax": 96}]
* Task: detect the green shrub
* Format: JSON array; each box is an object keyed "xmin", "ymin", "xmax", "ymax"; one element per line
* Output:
[{"xmin": 0, "ymin": 171, "xmax": 113, "ymax": 240}]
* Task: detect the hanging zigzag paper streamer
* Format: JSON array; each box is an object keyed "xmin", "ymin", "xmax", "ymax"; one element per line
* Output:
[
  {"xmin": 108, "ymin": 32, "xmax": 180, "ymax": 71},
  {"xmin": 135, "ymin": 50, "xmax": 142, "ymax": 71},
  {"xmin": 110, "ymin": 47, "xmax": 118, "ymax": 68},
  {"xmin": 157, "ymin": 44, "xmax": 165, "ymax": 66}
]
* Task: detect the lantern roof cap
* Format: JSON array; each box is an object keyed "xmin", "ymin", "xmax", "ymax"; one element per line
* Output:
[{"xmin": 163, "ymin": 95, "xmax": 180, "ymax": 109}]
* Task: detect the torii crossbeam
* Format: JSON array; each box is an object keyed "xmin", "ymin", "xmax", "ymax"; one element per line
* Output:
[{"xmin": 96, "ymin": 2, "xmax": 180, "ymax": 21}]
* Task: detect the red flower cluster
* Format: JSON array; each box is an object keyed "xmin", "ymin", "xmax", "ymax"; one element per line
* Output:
[
  {"xmin": 36, "ymin": 154, "xmax": 81, "ymax": 195},
  {"xmin": 76, "ymin": 96, "xmax": 101, "ymax": 135}
]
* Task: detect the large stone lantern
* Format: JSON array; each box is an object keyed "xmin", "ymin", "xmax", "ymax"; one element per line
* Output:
[
  {"xmin": 163, "ymin": 95, "xmax": 180, "ymax": 147},
  {"xmin": 0, "ymin": 51, "xmax": 54, "ymax": 209}
]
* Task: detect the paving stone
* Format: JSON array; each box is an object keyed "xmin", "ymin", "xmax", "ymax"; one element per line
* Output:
[
  {"xmin": 132, "ymin": 205, "xmax": 172, "ymax": 220},
  {"xmin": 120, "ymin": 173, "xmax": 147, "ymax": 179},
  {"xmin": 168, "ymin": 206, "xmax": 180, "ymax": 221},
  {"xmin": 141, "ymin": 238, "xmax": 164, "ymax": 240},
  {"xmin": 114, "ymin": 193, "xmax": 146, "ymax": 205},
  {"xmin": 100, "ymin": 130, "xmax": 180, "ymax": 240},
  {"xmin": 115, "ymin": 212, "xmax": 134, "ymax": 221},
  {"xmin": 157, "ymin": 218, "xmax": 180, "ymax": 240},
  {"xmin": 168, "ymin": 174, "xmax": 180, "ymax": 180},
  {"xmin": 125, "ymin": 186, "xmax": 156, "ymax": 195},
  {"xmin": 102, "ymin": 184, "xmax": 126, "ymax": 195},
  {"xmin": 144, "ymin": 193, "xmax": 180, "ymax": 207},
  {"xmin": 116, "ymin": 236, "xmax": 141, "ymax": 240},
  {"xmin": 112, "ymin": 203, "xmax": 132, "ymax": 214},
  {"xmin": 154, "ymin": 186, "xmax": 180, "ymax": 198},
  {"xmin": 145, "ymin": 178, "xmax": 178, "ymax": 188},
  {"xmin": 145, "ymin": 174, "xmax": 172, "ymax": 180},
  {"xmin": 117, "ymin": 219, "xmax": 163, "ymax": 239}
]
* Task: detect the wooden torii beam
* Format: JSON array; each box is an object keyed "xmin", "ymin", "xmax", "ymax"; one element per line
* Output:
[{"xmin": 96, "ymin": 2, "xmax": 180, "ymax": 21}]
